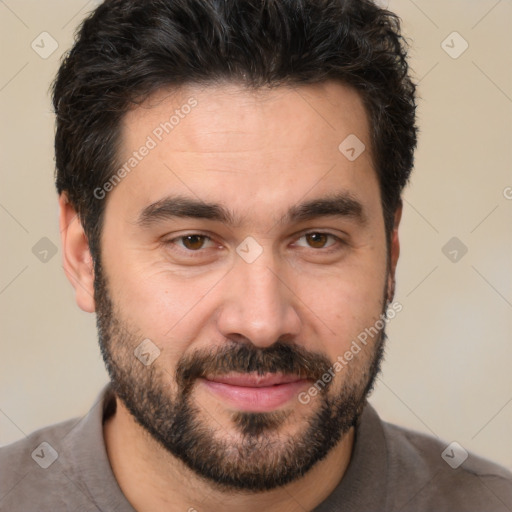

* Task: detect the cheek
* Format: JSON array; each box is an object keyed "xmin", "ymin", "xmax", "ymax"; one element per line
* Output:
[
  {"xmin": 303, "ymin": 274, "xmax": 385, "ymax": 333},
  {"xmin": 295, "ymin": 251, "xmax": 387, "ymax": 358},
  {"xmin": 106, "ymin": 260, "xmax": 226, "ymax": 355}
]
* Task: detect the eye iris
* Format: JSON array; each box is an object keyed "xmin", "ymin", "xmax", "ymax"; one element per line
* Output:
[
  {"xmin": 306, "ymin": 233, "xmax": 328, "ymax": 248},
  {"xmin": 181, "ymin": 234, "xmax": 331, "ymax": 250},
  {"xmin": 183, "ymin": 235, "xmax": 205, "ymax": 250}
]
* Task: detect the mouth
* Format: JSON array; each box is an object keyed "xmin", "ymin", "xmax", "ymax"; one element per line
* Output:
[{"xmin": 200, "ymin": 372, "xmax": 311, "ymax": 412}]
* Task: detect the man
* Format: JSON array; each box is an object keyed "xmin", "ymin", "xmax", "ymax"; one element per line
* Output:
[{"xmin": 1, "ymin": 0, "xmax": 511, "ymax": 510}]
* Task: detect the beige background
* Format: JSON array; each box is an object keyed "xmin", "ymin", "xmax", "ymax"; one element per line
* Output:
[{"xmin": 1, "ymin": 0, "xmax": 511, "ymax": 472}]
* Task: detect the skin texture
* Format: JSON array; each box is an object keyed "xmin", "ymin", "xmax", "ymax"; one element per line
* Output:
[{"xmin": 59, "ymin": 80, "xmax": 402, "ymax": 512}]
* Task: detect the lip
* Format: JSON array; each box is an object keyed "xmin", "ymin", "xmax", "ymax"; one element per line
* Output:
[{"xmin": 200, "ymin": 373, "xmax": 310, "ymax": 412}]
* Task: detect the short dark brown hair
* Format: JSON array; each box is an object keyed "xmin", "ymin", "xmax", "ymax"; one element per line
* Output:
[{"xmin": 52, "ymin": 0, "xmax": 418, "ymax": 266}]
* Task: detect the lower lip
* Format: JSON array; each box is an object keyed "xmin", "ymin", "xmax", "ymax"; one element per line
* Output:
[{"xmin": 200, "ymin": 378, "xmax": 309, "ymax": 412}]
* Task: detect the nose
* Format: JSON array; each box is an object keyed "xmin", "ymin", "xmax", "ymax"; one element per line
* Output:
[{"xmin": 215, "ymin": 251, "xmax": 301, "ymax": 348}]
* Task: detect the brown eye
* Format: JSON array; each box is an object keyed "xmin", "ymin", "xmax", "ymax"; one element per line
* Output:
[
  {"xmin": 180, "ymin": 235, "xmax": 208, "ymax": 250},
  {"xmin": 305, "ymin": 233, "xmax": 329, "ymax": 248},
  {"xmin": 164, "ymin": 232, "xmax": 219, "ymax": 260}
]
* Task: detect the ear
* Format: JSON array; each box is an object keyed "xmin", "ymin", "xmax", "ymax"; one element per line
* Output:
[
  {"xmin": 386, "ymin": 200, "xmax": 402, "ymax": 305},
  {"xmin": 58, "ymin": 193, "xmax": 96, "ymax": 313}
]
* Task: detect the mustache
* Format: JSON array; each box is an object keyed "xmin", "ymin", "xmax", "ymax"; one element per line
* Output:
[{"xmin": 175, "ymin": 341, "xmax": 334, "ymax": 393}]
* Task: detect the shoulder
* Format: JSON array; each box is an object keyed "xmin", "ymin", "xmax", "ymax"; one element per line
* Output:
[
  {"xmin": 0, "ymin": 384, "xmax": 118, "ymax": 512},
  {"xmin": 0, "ymin": 417, "xmax": 90, "ymax": 511},
  {"xmin": 380, "ymin": 416, "xmax": 512, "ymax": 510},
  {"xmin": 0, "ymin": 416, "xmax": 77, "ymax": 463}
]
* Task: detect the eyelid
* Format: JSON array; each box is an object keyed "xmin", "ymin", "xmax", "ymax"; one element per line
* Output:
[
  {"xmin": 164, "ymin": 230, "xmax": 346, "ymax": 254},
  {"xmin": 293, "ymin": 232, "xmax": 341, "ymax": 249},
  {"xmin": 167, "ymin": 232, "xmax": 217, "ymax": 252}
]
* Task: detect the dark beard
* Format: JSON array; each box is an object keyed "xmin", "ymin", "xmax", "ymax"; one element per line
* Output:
[{"xmin": 94, "ymin": 257, "xmax": 387, "ymax": 492}]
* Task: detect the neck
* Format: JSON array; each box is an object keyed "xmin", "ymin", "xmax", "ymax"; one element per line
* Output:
[{"xmin": 103, "ymin": 396, "xmax": 355, "ymax": 512}]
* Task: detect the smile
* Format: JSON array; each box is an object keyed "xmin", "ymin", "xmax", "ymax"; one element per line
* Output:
[{"xmin": 200, "ymin": 373, "xmax": 310, "ymax": 412}]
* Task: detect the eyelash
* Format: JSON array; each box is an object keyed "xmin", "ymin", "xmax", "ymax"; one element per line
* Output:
[{"xmin": 163, "ymin": 231, "xmax": 345, "ymax": 256}]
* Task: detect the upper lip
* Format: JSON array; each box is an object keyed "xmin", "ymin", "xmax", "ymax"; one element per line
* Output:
[{"xmin": 204, "ymin": 373, "xmax": 305, "ymax": 387}]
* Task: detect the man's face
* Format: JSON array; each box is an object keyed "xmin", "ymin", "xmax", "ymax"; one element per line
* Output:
[{"xmin": 93, "ymin": 81, "xmax": 396, "ymax": 491}]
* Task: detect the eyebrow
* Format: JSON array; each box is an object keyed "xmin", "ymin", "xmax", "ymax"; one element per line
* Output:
[{"xmin": 135, "ymin": 192, "xmax": 367, "ymax": 229}]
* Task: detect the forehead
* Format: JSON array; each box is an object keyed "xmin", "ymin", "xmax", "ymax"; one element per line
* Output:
[
  {"xmin": 122, "ymin": 80, "xmax": 371, "ymax": 155},
  {"xmin": 110, "ymin": 80, "xmax": 380, "ymax": 228}
]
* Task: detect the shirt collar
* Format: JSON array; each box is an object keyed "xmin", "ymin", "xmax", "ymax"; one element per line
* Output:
[
  {"xmin": 68, "ymin": 384, "xmax": 388, "ymax": 512},
  {"xmin": 313, "ymin": 401, "xmax": 389, "ymax": 511}
]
